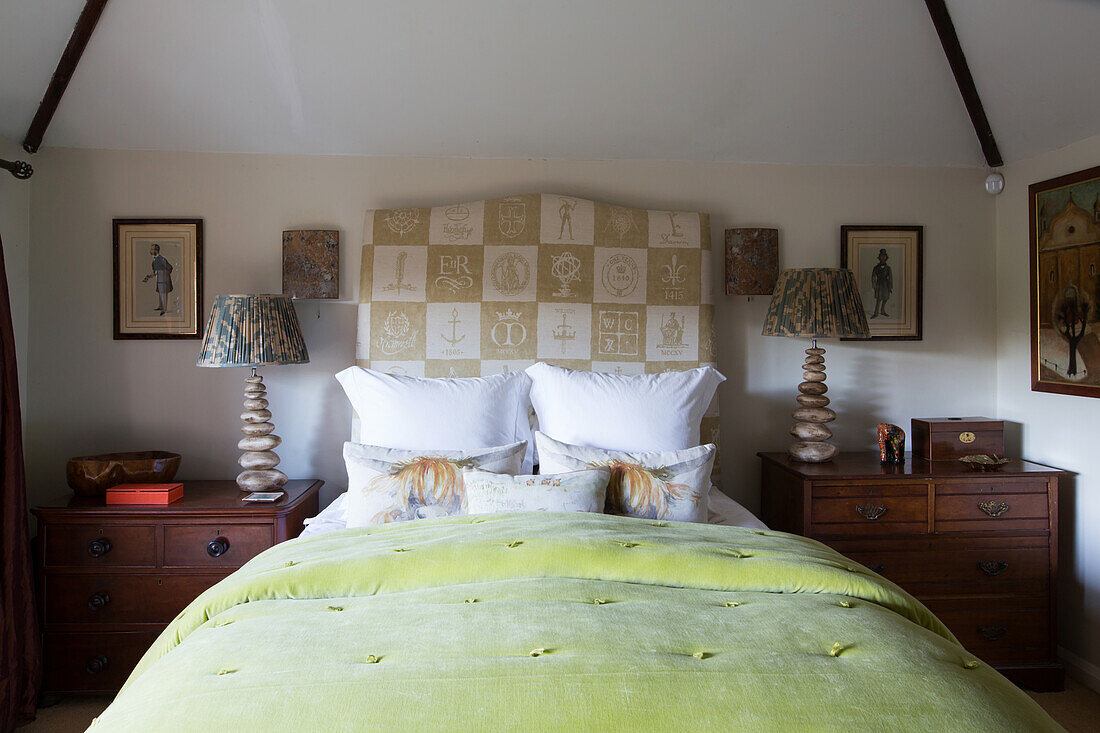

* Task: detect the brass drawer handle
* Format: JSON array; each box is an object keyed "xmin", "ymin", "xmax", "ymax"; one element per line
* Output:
[
  {"xmin": 978, "ymin": 560, "xmax": 1008, "ymax": 576},
  {"xmin": 85, "ymin": 654, "xmax": 108, "ymax": 675},
  {"xmin": 87, "ymin": 538, "xmax": 111, "ymax": 558},
  {"xmin": 87, "ymin": 591, "xmax": 111, "ymax": 611},
  {"xmin": 856, "ymin": 504, "xmax": 887, "ymax": 520},
  {"xmin": 207, "ymin": 537, "xmax": 230, "ymax": 558},
  {"xmin": 978, "ymin": 625, "xmax": 1007, "ymax": 642},
  {"xmin": 977, "ymin": 500, "xmax": 1009, "ymax": 518}
]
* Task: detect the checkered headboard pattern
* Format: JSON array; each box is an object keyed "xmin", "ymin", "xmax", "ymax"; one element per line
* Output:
[{"xmin": 356, "ymin": 193, "xmax": 719, "ymax": 465}]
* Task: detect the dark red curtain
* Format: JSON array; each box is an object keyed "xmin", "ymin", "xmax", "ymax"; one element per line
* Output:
[{"xmin": 0, "ymin": 233, "xmax": 40, "ymax": 731}]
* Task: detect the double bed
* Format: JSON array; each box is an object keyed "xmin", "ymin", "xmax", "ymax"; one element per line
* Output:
[
  {"xmin": 89, "ymin": 512, "xmax": 1056, "ymax": 731},
  {"xmin": 88, "ymin": 195, "xmax": 1059, "ymax": 730}
]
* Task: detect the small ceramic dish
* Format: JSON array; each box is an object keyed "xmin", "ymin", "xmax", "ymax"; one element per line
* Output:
[{"xmin": 958, "ymin": 454, "xmax": 1010, "ymax": 471}]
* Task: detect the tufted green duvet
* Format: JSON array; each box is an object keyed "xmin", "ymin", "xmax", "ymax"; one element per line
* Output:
[{"xmin": 89, "ymin": 512, "xmax": 1059, "ymax": 732}]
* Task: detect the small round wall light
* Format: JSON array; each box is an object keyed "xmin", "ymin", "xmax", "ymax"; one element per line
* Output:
[{"xmin": 985, "ymin": 171, "xmax": 1005, "ymax": 196}]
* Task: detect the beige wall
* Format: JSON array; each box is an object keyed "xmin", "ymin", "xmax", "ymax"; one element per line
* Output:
[
  {"xmin": 24, "ymin": 148, "xmax": 997, "ymax": 514},
  {"xmin": 0, "ymin": 135, "xmax": 30, "ymax": 423},
  {"xmin": 996, "ymin": 132, "xmax": 1100, "ymax": 688}
]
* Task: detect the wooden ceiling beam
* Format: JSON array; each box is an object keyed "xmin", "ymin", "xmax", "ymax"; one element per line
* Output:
[
  {"xmin": 924, "ymin": 0, "xmax": 1003, "ymax": 168},
  {"xmin": 21, "ymin": 0, "xmax": 109, "ymax": 154}
]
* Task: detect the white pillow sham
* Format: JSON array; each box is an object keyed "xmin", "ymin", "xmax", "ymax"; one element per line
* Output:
[
  {"xmin": 525, "ymin": 362, "xmax": 724, "ymax": 452},
  {"xmin": 535, "ymin": 432, "xmax": 715, "ymax": 523},
  {"xmin": 343, "ymin": 440, "xmax": 526, "ymax": 527},
  {"xmin": 335, "ymin": 367, "xmax": 535, "ymax": 471},
  {"xmin": 463, "ymin": 467, "xmax": 610, "ymax": 515}
]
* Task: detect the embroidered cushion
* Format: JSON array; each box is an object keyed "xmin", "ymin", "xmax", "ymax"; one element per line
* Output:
[
  {"xmin": 535, "ymin": 432, "xmax": 715, "ymax": 522},
  {"xmin": 463, "ymin": 468, "xmax": 610, "ymax": 515},
  {"xmin": 343, "ymin": 441, "xmax": 526, "ymax": 527}
]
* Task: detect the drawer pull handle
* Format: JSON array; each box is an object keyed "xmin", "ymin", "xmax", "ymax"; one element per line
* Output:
[
  {"xmin": 207, "ymin": 537, "xmax": 230, "ymax": 558},
  {"xmin": 87, "ymin": 591, "xmax": 111, "ymax": 610},
  {"xmin": 978, "ymin": 625, "xmax": 1007, "ymax": 642},
  {"xmin": 977, "ymin": 500, "xmax": 1009, "ymax": 518},
  {"xmin": 978, "ymin": 560, "xmax": 1008, "ymax": 576},
  {"xmin": 85, "ymin": 654, "xmax": 108, "ymax": 675},
  {"xmin": 856, "ymin": 504, "xmax": 887, "ymax": 520},
  {"xmin": 87, "ymin": 538, "xmax": 111, "ymax": 558}
]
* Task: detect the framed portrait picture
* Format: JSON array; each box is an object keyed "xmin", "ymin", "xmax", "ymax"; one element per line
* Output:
[
  {"xmin": 1029, "ymin": 165, "xmax": 1100, "ymax": 397},
  {"xmin": 113, "ymin": 218, "xmax": 203, "ymax": 339},
  {"xmin": 840, "ymin": 225, "xmax": 923, "ymax": 341}
]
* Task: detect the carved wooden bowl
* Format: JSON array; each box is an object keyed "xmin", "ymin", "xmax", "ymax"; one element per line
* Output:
[{"xmin": 66, "ymin": 451, "xmax": 182, "ymax": 496}]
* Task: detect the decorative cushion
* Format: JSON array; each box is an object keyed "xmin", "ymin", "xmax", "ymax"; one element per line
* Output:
[
  {"xmin": 535, "ymin": 432, "xmax": 715, "ymax": 522},
  {"xmin": 525, "ymin": 362, "xmax": 724, "ymax": 453},
  {"xmin": 335, "ymin": 367, "xmax": 534, "ymax": 471},
  {"xmin": 300, "ymin": 485, "xmax": 766, "ymax": 536},
  {"xmin": 343, "ymin": 441, "xmax": 526, "ymax": 527},
  {"xmin": 463, "ymin": 468, "xmax": 610, "ymax": 515}
]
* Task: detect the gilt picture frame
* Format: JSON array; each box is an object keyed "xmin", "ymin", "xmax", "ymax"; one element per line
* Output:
[
  {"xmin": 1029, "ymin": 165, "xmax": 1100, "ymax": 397},
  {"xmin": 113, "ymin": 218, "xmax": 203, "ymax": 339},
  {"xmin": 840, "ymin": 225, "xmax": 923, "ymax": 341}
]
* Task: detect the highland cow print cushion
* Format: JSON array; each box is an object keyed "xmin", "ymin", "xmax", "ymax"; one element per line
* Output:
[
  {"xmin": 535, "ymin": 432, "xmax": 714, "ymax": 522},
  {"xmin": 343, "ymin": 441, "xmax": 526, "ymax": 527}
]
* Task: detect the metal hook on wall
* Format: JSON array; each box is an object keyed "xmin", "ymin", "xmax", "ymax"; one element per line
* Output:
[{"xmin": 0, "ymin": 158, "xmax": 33, "ymax": 180}]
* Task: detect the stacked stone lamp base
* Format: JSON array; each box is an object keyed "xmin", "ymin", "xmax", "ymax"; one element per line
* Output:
[
  {"xmin": 788, "ymin": 343, "xmax": 839, "ymax": 463},
  {"xmin": 237, "ymin": 369, "xmax": 290, "ymax": 492}
]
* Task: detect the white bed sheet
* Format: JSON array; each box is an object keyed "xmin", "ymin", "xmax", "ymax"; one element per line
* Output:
[{"xmin": 300, "ymin": 486, "xmax": 766, "ymax": 536}]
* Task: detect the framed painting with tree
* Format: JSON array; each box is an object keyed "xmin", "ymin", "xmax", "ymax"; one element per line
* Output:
[{"xmin": 1030, "ymin": 165, "xmax": 1100, "ymax": 397}]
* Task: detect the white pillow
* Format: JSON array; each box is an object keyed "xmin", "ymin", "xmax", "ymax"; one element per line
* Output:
[
  {"xmin": 535, "ymin": 432, "xmax": 715, "ymax": 523},
  {"xmin": 343, "ymin": 441, "xmax": 526, "ymax": 527},
  {"xmin": 335, "ymin": 367, "xmax": 534, "ymax": 471},
  {"xmin": 525, "ymin": 363, "xmax": 724, "ymax": 452},
  {"xmin": 463, "ymin": 467, "xmax": 610, "ymax": 515}
]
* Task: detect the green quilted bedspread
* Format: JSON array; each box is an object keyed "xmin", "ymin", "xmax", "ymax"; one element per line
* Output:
[{"xmin": 88, "ymin": 512, "xmax": 1059, "ymax": 732}]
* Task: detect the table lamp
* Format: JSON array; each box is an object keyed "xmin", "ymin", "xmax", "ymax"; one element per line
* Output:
[
  {"xmin": 762, "ymin": 268, "xmax": 869, "ymax": 463},
  {"xmin": 197, "ymin": 294, "xmax": 310, "ymax": 492}
]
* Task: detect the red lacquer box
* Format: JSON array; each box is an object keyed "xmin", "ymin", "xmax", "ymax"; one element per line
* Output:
[{"xmin": 105, "ymin": 482, "xmax": 184, "ymax": 505}]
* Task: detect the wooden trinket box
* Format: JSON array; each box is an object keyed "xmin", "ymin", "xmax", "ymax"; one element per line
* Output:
[{"xmin": 911, "ymin": 417, "xmax": 1004, "ymax": 461}]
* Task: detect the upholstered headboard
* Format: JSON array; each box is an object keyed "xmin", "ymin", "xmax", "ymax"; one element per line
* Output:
[{"xmin": 355, "ymin": 193, "xmax": 719, "ymax": 471}]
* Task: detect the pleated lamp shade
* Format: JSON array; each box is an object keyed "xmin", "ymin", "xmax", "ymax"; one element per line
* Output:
[
  {"xmin": 197, "ymin": 294, "xmax": 310, "ymax": 367},
  {"xmin": 761, "ymin": 268, "xmax": 870, "ymax": 339}
]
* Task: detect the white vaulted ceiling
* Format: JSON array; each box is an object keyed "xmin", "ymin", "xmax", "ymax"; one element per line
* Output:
[{"xmin": 1, "ymin": 0, "xmax": 1099, "ymax": 166}]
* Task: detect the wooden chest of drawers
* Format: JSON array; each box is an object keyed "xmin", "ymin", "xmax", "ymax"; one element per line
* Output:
[
  {"xmin": 32, "ymin": 479, "xmax": 321, "ymax": 693},
  {"xmin": 758, "ymin": 452, "xmax": 1065, "ymax": 691}
]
